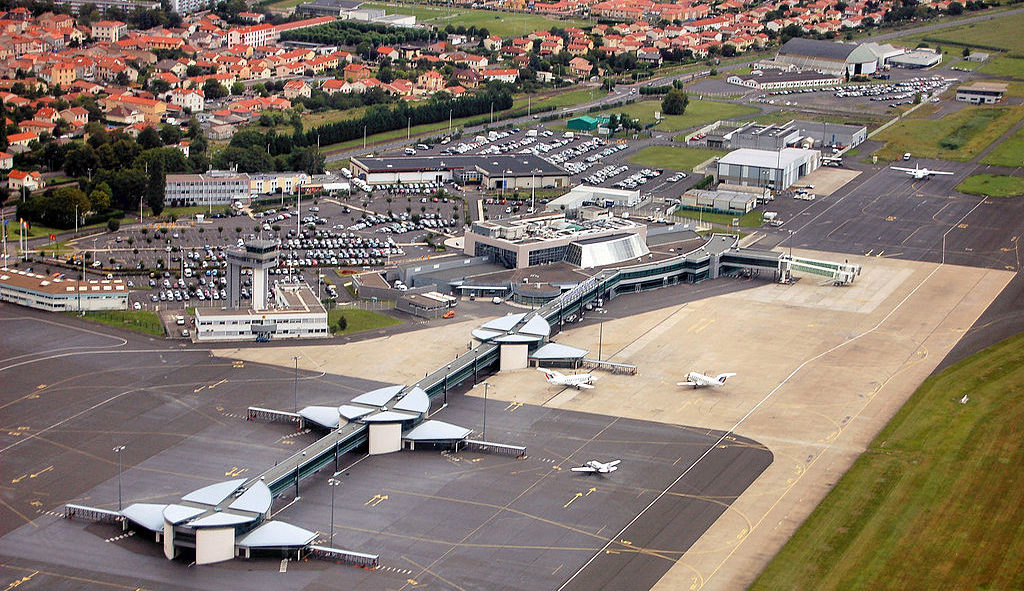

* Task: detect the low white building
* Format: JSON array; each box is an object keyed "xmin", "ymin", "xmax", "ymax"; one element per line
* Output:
[
  {"xmin": 194, "ymin": 283, "xmax": 328, "ymax": 342},
  {"xmin": 0, "ymin": 268, "xmax": 128, "ymax": 312},
  {"xmin": 546, "ymin": 185, "xmax": 640, "ymax": 216},
  {"xmin": 168, "ymin": 88, "xmax": 205, "ymax": 113},
  {"xmin": 716, "ymin": 148, "xmax": 820, "ymax": 191}
]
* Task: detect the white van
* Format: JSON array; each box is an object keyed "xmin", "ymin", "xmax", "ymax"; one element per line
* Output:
[
  {"xmin": 491, "ymin": 296, "xmax": 502, "ymax": 304},
  {"xmin": 405, "ymin": 147, "xmax": 417, "ymax": 156}
]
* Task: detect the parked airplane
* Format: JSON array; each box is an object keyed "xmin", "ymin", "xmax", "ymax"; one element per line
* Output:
[
  {"xmin": 538, "ymin": 367, "xmax": 596, "ymax": 389},
  {"xmin": 677, "ymin": 371, "xmax": 737, "ymax": 388},
  {"xmin": 571, "ymin": 459, "xmax": 621, "ymax": 473},
  {"xmin": 890, "ymin": 164, "xmax": 955, "ymax": 179}
]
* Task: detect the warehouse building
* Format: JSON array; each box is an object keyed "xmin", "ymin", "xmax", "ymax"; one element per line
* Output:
[
  {"xmin": 0, "ymin": 267, "xmax": 128, "ymax": 312},
  {"xmin": 707, "ymin": 121, "xmax": 866, "ymax": 151},
  {"xmin": 677, "ymin": 189, "xmax": 758, "ymax": 215},
  {"xmin": 545, "ymin": 185, "xmax": 641, "ymax": 216},
  {"xmin": 567, "ymin": 115, "xmax": 610, "ymax": 132},
  {"xmin": 716, "ymin": 148, "xmax": 820, "ymax": 191},
  {"xmin": 887, "ymin": 49, "xmax": 941, "ymax": 69},
  {"xmin": 349, "ymin": 155, "xmax": 569, "ymax": 189},
  {"xmin": 726, "ymin": 69, "xmax": 842, "ymax": 91},
  {"xmin": 774, "ymin": 38, "xmax": 879, "ymax": 76}
]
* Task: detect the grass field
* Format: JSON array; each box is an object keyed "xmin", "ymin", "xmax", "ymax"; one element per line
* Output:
[
  {"xmin": 956, "ymin": 174, "xmax": 1024, "ymax": 197},
  {"xmin": 754, "ymin": 109, "xmax": 885, "ymax": 129},
  {"xmin": 896, "ymin": 10, "xmax": 1024, "ymax": 52},
  {"xmin": 628, "ymin": 145, "xmax": 727, "ymax": 171},
  {"xmin": 872, "ymin": 105, "xmax": 1024, "ymax": 161},
  {"xmin": 362, "ymin": 2, "xmax": 589, "ymax": 37},
  {"xmin": 980, "ymin": 55, "xmax": 1024, "ymax": 79},
  {"xmin": 596, "ymin": 98, "xmax": 759, "ymax": 133},
  {"xmin": 750, "ymin": 331, "xmax": 1024, "ymax": 591},
  {"xmin": 327, "ymin": 307, "xmax": 402, "ymax": 335},
  {"xmin": 76, "ymin": 310, "xmax": 164, "ymax": 337},
  {"xmin": 673, "ymin": 207, "xmax": 762, "ymax": 227},
  {"xmin": 980, "ymin": 122, "xmax": 1024, "ymax": 167}
]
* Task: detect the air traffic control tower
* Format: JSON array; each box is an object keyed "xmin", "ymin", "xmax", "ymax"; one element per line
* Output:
[{"xmin": 225, "ymin": 239, "xmax": 278, "ymax": 310}]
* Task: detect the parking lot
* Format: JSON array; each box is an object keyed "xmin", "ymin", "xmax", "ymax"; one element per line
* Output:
[{"xmin": 750, "ymin": 74, "xmax": 956, "ymax": 112}]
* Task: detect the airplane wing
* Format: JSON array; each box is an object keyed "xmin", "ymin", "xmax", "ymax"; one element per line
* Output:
[
  {"xmin": 676, "ymin": 381, "xmax": 697, "ymax": 387},
  {"xmin": 889, "ymin": 166, "xmax": 914, "ymax": 173},
  {"xmin": 575, "ymin": 383, "xmax": 595, "ymax": 389},
  {"xmin": 571, "ymin": 466, "xmax": 597, "ymax": 472},
  {"xmin": 607, "ymin": 460, "xmax": 621, "ymax": 467},
  {"xmin": 930, "ymin": 170, "xmax": 955, "ymax": 175}
]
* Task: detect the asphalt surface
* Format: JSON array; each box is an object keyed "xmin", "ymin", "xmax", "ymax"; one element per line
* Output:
[{"xmin": 0, "ymin": 304, "xmax": 771, "ymax": 591}]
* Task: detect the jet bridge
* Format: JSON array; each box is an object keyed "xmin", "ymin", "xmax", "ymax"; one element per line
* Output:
[{"xmin": 781, "ymin": 254, "xmax": 862, "ymax": 285}]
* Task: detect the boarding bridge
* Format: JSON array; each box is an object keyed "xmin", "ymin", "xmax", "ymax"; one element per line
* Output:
[
  {"xmin": 64, "ymin": 504, "xmax": 124, "ymax": 525},
  {"xmin": 781, "ymin": 255, "xmax": 861, "ymax": 285},
  {"xmin": 307, "ymin": 545, "xmax": 379, "ymax": 568},
  {"xmin": 581, "ymin": 358, "xmax": 638, "ymax": 375},
  {"xmin": 461, "ymin": 439, "xmax": 527, "ymax": 457},
  {"xmin": 247, "ymin": 406, "xmax": 304, "ymax": 426}
]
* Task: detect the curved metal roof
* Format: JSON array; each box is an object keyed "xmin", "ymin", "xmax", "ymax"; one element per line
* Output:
[
  {"xmin": 339, "ymin": 404, "xmax": 375, "ymax": 420},
  {"xmin": 350, "ymin": 384, "xmax": 404, "ymax": 407},
  {"xmin": 163, "ymin": 504, "xmax": 206, "ymax": 525},
  {"xmin": 480, "ymin": 313, "xmax": 527, "ymax": 332},
  {"xmin": 493, "ymin": 334, "xmax": 542, "ymax": 343},
  {"xmin": 228, "ymin": 480, "xmax": 272, "ymax": 514},
  {"xmin": 121, "ymin": 503, "xmax": 167, "ymax": 532},
  {"xmin": 403, "ymin": 420, "xmax": 472, "ymax": 441},
  {"xmin": 189, "ymin": 511, "xmax": 258, "ymax": 529},
  {"xmin": 519, "ymin": 315, "xmax": 550, "ymax": 337},
  {"xmin": 361, "ymin": 410, "xmax": 419, "ymax": 423},
  {"xmin": 531, "ymin": 342, "xmax": 589, "ymax": 360},
  {"xmin": 181, "ymin": 478, "xmax": 246, "ymax": 506},
  {"xmin": 471, "ymin": 328, "xmax": 505, "ymax": 341},
  {"xmin": 392, "ymin": 387, "xmax": 429, "ymax": 414},
  {"xmin": 236, "ymin": 521, "xmax": 317, "ymax": 549},
  {"xmin": 298, "ymin": 405, "xmax": 341, "ymax": 430}
]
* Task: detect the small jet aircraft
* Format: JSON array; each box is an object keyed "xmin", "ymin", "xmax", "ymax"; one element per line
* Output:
[
  {"xmin": 677, "ymin": 371, "xmax": 737, "ymax": 389},
  {"xmin": 538, "ymin": 367, "xmax": 596, "ymax": 389},
  {"xmin": 890, "ymin": 164, "xmax": 955, "ymax": 179},
  {"xmin": 571, "ymin": 459, "xmax": 621, "ymax": 474}
]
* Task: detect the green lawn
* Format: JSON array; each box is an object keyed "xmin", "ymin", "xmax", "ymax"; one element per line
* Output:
[
  {"xmin": 327, "ymin": 307, "xmax": 402, "ymax": 335},
  {"xmin": 896, "ymin": 10, "xmax": 1024, "ymax": 52},
  {"xmin": 628, "ymin": 145, "xmax": 728, "ymax": 171},
  {"xmin": 673, "ymin": 207, "xmax": 762, "ymax": 227},
  {"xmin": 75, "ymin": 310, "xmax": 164, "ymax": 337},
  {"xmin": 956, "ymin": 174, "xmax": 1024, "ymax": 197},
  {"xmin": 980, "ymin": 121, "xmax": 1024, "ymax": 167},
  {"xmin": 872, "ymin": 105, "xmax": 1024, "ymax": 162},
  {"xmin": 980, "ymin": 55, "xmax": 1024, "ymax": 79},
  {"xmin": 754, "ymin": 109, "xmax": 886, "ymax": 129},
  {"xmin": 598, "ymin": 99, "xmax": 759, "ymax": 133},
  {"xmin": 361, "ymin": 2, "xmax": 589, "ymax": 37},
  {"xmin": 750, "ymin": 331, "xmax": 1024, "ymax": 591}
]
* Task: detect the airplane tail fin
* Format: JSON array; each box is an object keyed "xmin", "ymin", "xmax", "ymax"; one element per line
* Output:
[
  {"xmin": 537, "ymin": 367, "xmax": 559, "ymax": 379},
  {"xmin": 717, "ymin": 373, "xmax": 737, "ymax": 383}
]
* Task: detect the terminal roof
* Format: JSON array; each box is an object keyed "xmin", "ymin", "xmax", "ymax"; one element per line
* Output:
[
  {"xmin": 361, "ymin": 410, "xmax": 419, "ymax": 423},
  {"xmin": 190, "ymin": 512, "xmax": 257, "ymax": 528},
  {"xmin": 339, "ymin": 404, "xmax": 375, "ymax": 420},
  {"xmin": 181, "ymin": 478, "xmax": 246, "ymax": 506},
  {"xmin": 299, "ymin": 405, "xmax": 342, "ymax": 429},
  {"xmin": 404, "ymin": 420, "xmax": 472, "ymax": 441},
  {"xmin": 228, "ymin": 480, "xmax": 272, "ymax": 514},
  {"xmin": 121, "ymin": 503, "xmax": 167, "ymax": 532},
  {"xmin": 350, "ymin": 385, "xmax": 404, "ymax": 407},
  {"xmin": 392, "ymin": 387, "xmax": 430, "ymax": 414},
  {"xmin": 236, "ymin": 521, "xmax": 318, "ymax": 549},
  {"xmin": 531, "ymin": 343, "xmax": 589, "ymax": 360}
]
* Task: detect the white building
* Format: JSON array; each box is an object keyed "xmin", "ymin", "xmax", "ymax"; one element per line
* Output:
[
  {"xmin": 194, "ymin": 283, "xmax": 329, "ymax": 342},
  {"xmin": 168, "ymin": 88, "xmax": 205, "ymax": 113},
  {"xmin": 716, "ymin": 148, "xmax": 820, "ymax": 191},
  {"xmin": 546, "ymin": 185, "xmax": 640, "ymax": 216},
  {"xmin": 165, "ymin": 172, "xmax": 251, "ymax": 206},
  {"xmin": 955, "ymin": 82, "xmax": 1007, "ymax": 104},
  {"xmin": 169, "ymin": 0, "xmax": 208, "ymax": 14},
  {"xmin": 0, "ymin": 267, "xmax": 128, "ymax": 312},
  {"xmin": 226, "ymin": 23, "xmax": 279, "ymax": 47}
]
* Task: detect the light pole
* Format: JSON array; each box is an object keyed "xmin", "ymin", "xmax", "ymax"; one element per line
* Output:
[
  {"xmin": 292, "ymin": 355, "xmax": 299, "ymax": 411},
  {"xmin": 328, "ymin": 478, "xmax": 341, "ymax": 543},
  {"xmin": 473, "ymin": 382, "xmax": 491, "ymax": 440},
  {"xmin": 112, "ymin": 445, "xmax": 126, "ymax": 510}
]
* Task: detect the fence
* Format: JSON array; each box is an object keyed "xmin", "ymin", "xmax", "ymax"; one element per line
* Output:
[
  {"xmin": 306, "ymin": 545, "xmax": 379, "ymax": 568},
  {"xmin": 461, "ymin": 439, "xmax": 527, "ymax": 458},
  {"xmin": 247, "ymin": 406, "xmax": 304, "ymax": 426}
]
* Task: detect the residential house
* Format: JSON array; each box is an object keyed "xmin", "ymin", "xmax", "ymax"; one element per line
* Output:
[
  {"xmin": 8, "ymin": 169, "xmax": 42, "ymax": 192},
  {"xmin": 92, "ymin": 20, "xmax": 127, "ymax": 42},
  {"xmin": 568, "ymin": 57, "xmax": 593, "ymax": 79},
  {"xmin": 169, "ymin": 88, "xmax": 205, "ymax": 112},
  {"xmin": 283, "ymin": 79, "xmax": 311, "ymax": 99}
]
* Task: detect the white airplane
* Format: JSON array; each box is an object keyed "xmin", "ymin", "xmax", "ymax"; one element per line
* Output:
[
  {"xmin": 677, "ymin": 371, "xmax": 737, "ymax": 389},
  {"xmin": 571, "ymin": 459, "xmax": 621, "ymax": 474},
  {"xmin": 890, "ymin": 164, "xmax": 955, "ymax": 179},
  {"xmin": 537, "ymin": 367, "xmax": 596, "ymax": 389}
]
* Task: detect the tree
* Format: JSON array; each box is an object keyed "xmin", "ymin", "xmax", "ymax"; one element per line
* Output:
[
  {"xmin": 962, "ymin": 46, "xmax": 971, "ymax": 57},
  {"xmin": 63, "ymin": 143, "xmax": 100, "ymax": 178},
  {"xmin": 89, "ymin": 182, "xmax": 112, "ymax": 211},
  {"xmin": 948, "ymin": 1, "xmax": 964, "ymax": 14},
  {"xmin": 146, "ymin": 159, "xmax": 165, "ymax": 217},
  {"xmin": 107, "ymin": 218, "xmax": 120, "ymax": 232},
  {"xmin": 202, "ymin": 78, "xmax": 228, "ymax": 100},
  {"xmin": 137, "ymin": 126, "xmax": 163, "ymax": 150},
  {"xmin": 661, "ymin": 88, "xmax": 689, "ymax": 116},
  {"xmin": 231, "ymin": 81, "xmax": 245, "ymax": 95},
  {"xmin": 336, "ymin": 314, "xmax": 347, "ymax": 332}
]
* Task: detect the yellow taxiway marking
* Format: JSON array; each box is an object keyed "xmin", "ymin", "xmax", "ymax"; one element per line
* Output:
[
  {"xmin": 208, "ymin": 379, "xmax": 227, "ymax": 390},
  {"xmin": 232, "ymin": 361, "xmax": 244, "ymax": 368},
  {"xmin": 192, "ymin": 386, "xmax": 206, "ymax": 393},
  {"xmin": 585, "ymin": 487, "xmax": 596, "ymax": 496},
  {"xmin": 224, "ymin": 466, "xmax": 248, "ymax": 477},
  {"xmin": 365, "ymin": 494, "xmax": 388, "ymax": 507},
  {"xmin": 504, "ymin": 401, "xmax": 523, "ymax": 412},
  {"xmin": 6, "ymin": 427, "xmax": 29, "ymax": 437},
  {"xmin": 958, "ymin": 223, "xmax": 969, "ymax": 229},
  {"xmin": 28, "ymin": 500, "xmax": 41, "ymax": 508},
  {"xmin": 2, "ymin": 570, "xmax": 38, "ymax": 591},
  {"xmin": 29, "ymin": 466, "xmax": 52, "ymax": 479},
  {"xmin": 563, "ymin": 492, "xmax": 582, "ymax": 509}
]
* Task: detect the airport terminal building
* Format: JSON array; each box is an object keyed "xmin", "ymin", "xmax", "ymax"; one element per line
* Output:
[{"xmin": 463, "ymin": 212, "xmax": 649, "ymax": 269}]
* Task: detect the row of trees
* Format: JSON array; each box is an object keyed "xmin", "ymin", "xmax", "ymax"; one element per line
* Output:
[
  {"xmin": 280, "ymin": 20, "xmax": 436, "ymax": 53},
  {"xmin": 294, "ymin": 84, "xmax": 514, "ymax": 148}
]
